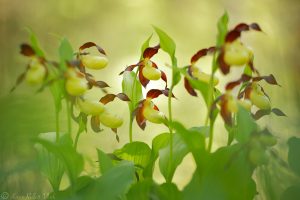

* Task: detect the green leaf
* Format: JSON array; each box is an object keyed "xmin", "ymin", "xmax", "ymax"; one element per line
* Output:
[
  {"xmin": 59, "ymin": 38, "xmax": 74, "ymax": 61},
  {"xmin": 216, "ymin": 11, "xmax": 229, "ymax": 47},
  {"xmin": 281, "ymin": 184, "xmax": 300, "ymax": 200},
  {"xmin": 90, "ymin": 161, "xmax": 135, "ymax": 200},
  {"xmin": 171, "ymin": 122, "xmax": 206, "ymax": 167},
  {"xmin": 97, "ymin": 149, "xmax": 113, "ymax": 174},
  {"xmin": 183, "ymin": 144, "xmax": 256, "ymax": 200},
  {"xmin": 140, "ymin": 34, "xmax": 153, "ymax": 59},
  {"xmin": 34, "ymin": 132, "xmax": 64, "ymax": 192},
  {"xmin": 288, "ymin": 137, "xmax": 300, "ymax": 176},
  {"xmin": 126, "ymin": 179, "xmax": 156, "ymax": 200},
  {"xmin": 153, "ymin": 26, "xmax": 176, "ymax": 57},
  {"xmin": 236, "ymin": 106, "xmax": 257, "ymax": 143},
  {"xmin": 126, "ymin": 179, "xmax": 182, "ymax": 200},
  {"xmin": 144, "ymin": 133, "xmax": 170, "ymax": 178},
  {"xmin": 114, "ymin": 142, "xmax": 151, "ymax": 180},
  {"xmin": 159, "ymin": 132, "xmax": 189, "ymax": 182},
  {"xmin": 49, "ymin": 80, "xmax": 63, "ymax": 113},
  {"xmin": 26, "ymin": 28, "xmax": 45, "ymax": 57},
  {"xmin": 122, "ymin": 71, "xmax": 143, "ymax": 112},
  {"xmin": 34, "ymin": 133, "xmax": 84, "ymax": 186},
  {"xmin": 55, "ymin": 161, "xmax": 135, "ymax": 200},
  {"xmin": 59, "ymin": 38, "xmax": 73, "ymax": 71}
]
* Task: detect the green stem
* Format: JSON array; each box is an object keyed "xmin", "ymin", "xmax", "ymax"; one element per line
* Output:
[
  {"xmin": 55, "ymin": 111, "xmax": 60, "ymax": 143},
  {"xmin": 129, "ymin": 116, "xmax": 133, "ymax": 143},
  {"xmin": 207, "ymin": 121, "xmax": 214, "ymax": 152},
  {"xmin": 206, "ymin": 53, "xmax": 217, "ymax": 152},
  {"xmin": 128, "ymin": 68, "xmax": 139, "ymax": 143},
  {"xmin": 66, "ymin": 99, "xmax": 72, "ymax": 134},
  {"xmin": 74, "ymin": 129, "xmax": 81, "ymax": 150}
]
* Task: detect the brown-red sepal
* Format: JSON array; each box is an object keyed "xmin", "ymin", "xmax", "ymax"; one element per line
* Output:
[
  {"xmin": 225, "ymin": 74, "xmax": 252, "ymax": 91},
  {"xmin": 146, "ymin": 89, "xmax": 175, "ymax": 99},
  {"xmin": 191, "ymin": 47, "xmax": 216, "ymax": 64},
  {"xmin": 20, "ymin": 44, "xmax": 35, "ymax": 57},
  {"xmin": 252, "ymin": 74, "xmax": 280, "ymax": 86},
  {"xmin": 100, "ymin": 93, "xmax": 130, "ymax": 105},
  {"xmin": 143, "ymin": 45, "xmax": 160, "ymax": 59},
  {"xmin": 135, "ymin": 100, "xmax": 146, "ymax": 130},
  {"xmin": 79, "ymin": 42, "xmax": 106, "ymax": 55},
  {"xmin": 217, "ymin": 51, "xmax": 230, "ymax": 74},
  {"xmin": 91, "ymin": 116, "xmax": 102, "ymax": 133},
  {"xmin": 184, "ymin": 77, "xmax": 197, "ymax": 97}
]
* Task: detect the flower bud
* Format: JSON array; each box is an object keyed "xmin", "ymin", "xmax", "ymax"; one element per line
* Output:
[
  {"xmin": 77, "ymin": 98, "xmax": 105, "ymax": 116},
  {"xmin": 99, "ymin": 110, "xmax": 123, "ymax": 128},
  {"xmin": 142, "ymin": 60, "xmax": 161, "ymax": 80},
  {"xmin": 142, "ymin": 99, "xmax": 165, "ymax": 124},
  {"xmin": 224, "ymin": 40, "xmax": 252, "ymax": 66},
  {"xmin": 65, "ymin": 77, "xmax": 89, "ymax": 96},
  {"xmin": 25, "ymin": 60, "xmax": 46, "ymax": 85},
  {"xmin": 81, "ymin": 54, "xmax": 108, "ymax": 70}
]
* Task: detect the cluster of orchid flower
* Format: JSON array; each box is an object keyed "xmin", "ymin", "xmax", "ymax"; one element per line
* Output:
[
  {"xmin": 183, "ymin": 23, "xmax": 279, "ymax": 126},
  {"xmin": 120, "ymin": 44, "xmax": 173, "ymax": 130},
  {"xmin": 13, "ymin": 41, "xmax": 130, "ymax": 141}
]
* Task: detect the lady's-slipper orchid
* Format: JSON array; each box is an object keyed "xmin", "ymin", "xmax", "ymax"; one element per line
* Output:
[
  {"xmin": 65, "ymin": 68, "xmax": 89, "ymax": 96},
  {"xmin": 78, "ymin": 42, "xmax": 108, "ymax": 70},
  {"xmin": 218, "ymin": 23, "xmax": 262, "ymax": 75},
  {"xmin": 11, "ymin": 44, "xmax": 48, "ymax": 91},
  {"xmin": 76, "ymin": 97, "xmax": 105, "ymax": 116},
  {"xmin": 120, "ymin": 45, "xmax": 167, "ymax": 88},
  {"xmin": 134, "ymin": 89, "xmax": 174, "ymax": 130},
  {"xmin": 184, "ymin": 47, "xmax": 219, "ymax": 96}
]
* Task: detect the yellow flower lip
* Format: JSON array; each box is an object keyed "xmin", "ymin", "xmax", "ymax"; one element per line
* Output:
[
  {"xmin": 190, "ymin": 66, "xmax": 219, "ymax": 86},
  {"xmin": 224, "ymin": 40, "xmax": 252, "ymax": 66},
  {"xmin": 25, "ymin": 58, "xmax": 46, "ymax": 85},
  {"xmin": 81, "ymin": 54, "xmax": 108, "ymax": 70},
  {"xmin": 77, "ymin": 97, "xmax": 105, "ymax": 116},
  {"xmin": 249, "ymin": 83, "xmax": 271, "ymax": 110},
  {"xmin": 65, "ymin": 76, "xmax": 89, "ymax": 96},
  {"xmin": 142, "ymin": 99, "xmax": 165, "ymax": 124},
  {"xmin": 99, "ymin": 110, "xmax": 123, "ymax": 128}
]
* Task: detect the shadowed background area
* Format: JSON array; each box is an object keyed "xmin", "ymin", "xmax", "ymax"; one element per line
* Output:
[{"xmin": 0, "ymin": 0, "xmax": 300, "ymax": 199}]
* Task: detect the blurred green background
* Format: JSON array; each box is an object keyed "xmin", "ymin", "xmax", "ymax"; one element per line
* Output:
[{"xmin": 1, "ymin": 0, "xmax": 300, "ymax": 198}]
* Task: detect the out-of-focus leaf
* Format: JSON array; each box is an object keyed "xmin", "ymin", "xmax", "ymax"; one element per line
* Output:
[
  {"xmin": 26, "ymin": 28, "xmax": 45, "ymax": 57},
  {"xmin": 34, "ymin": 133, "xmax": 84, "ymax": 186},
  {"xmin": 236, "ymin": 106, "xmax": 257, "ymax": 143},
  {"xmin": 122, "ymin": 71, "xmax": 143, "ymax": 112},
  {"xmin": 183, "ymin": 144, "xmax": 256, "ymax": 200},
  {"xmin": 97, "ymin": 149, "xmax": 113, "ymax": 174},
  {"xmin": 114, "ymin": 142, "xmax": 151, "ymax": 172},
  {"xmin": 54, "ymin": 161, "xmax": 135, "ymax": 200},
  {"xmin": 159, "ymin": 132, "xmax": 189, "ymax": 182},
  {"xmin": 171, "ymin": 122, "xmax": 206, "ymax": 167},
  {"xmin": 34, "ymin": 132, "xmax": 64, "ymax": 192},
  {"xmin": 140, "ymin": 35, "xmax": 153, "ymax": 59},
  {"xmin": 156, "ymin": 182, "xmax": 182, "ymax": 200},
  {"xmin": 59, "ymin": 38, "xmax": 73, "ymax": 71},
  {"xmin": 288, "ymin": 137, "xmax": 300, "ymax": 176},
  {"xmin": 153, "ymin": 26, "xmax": 176, "ymax": 57},
  {"xmin": 216, "ymin": 11, "xmax": 229, "ymax": 46},
  {"xmin": 144, "ymin": 133, "xmax": 170, "ymax": 178},
  {"xmin": 281, "ymin": 184, "xmax": 300, "ymax": 200}
]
